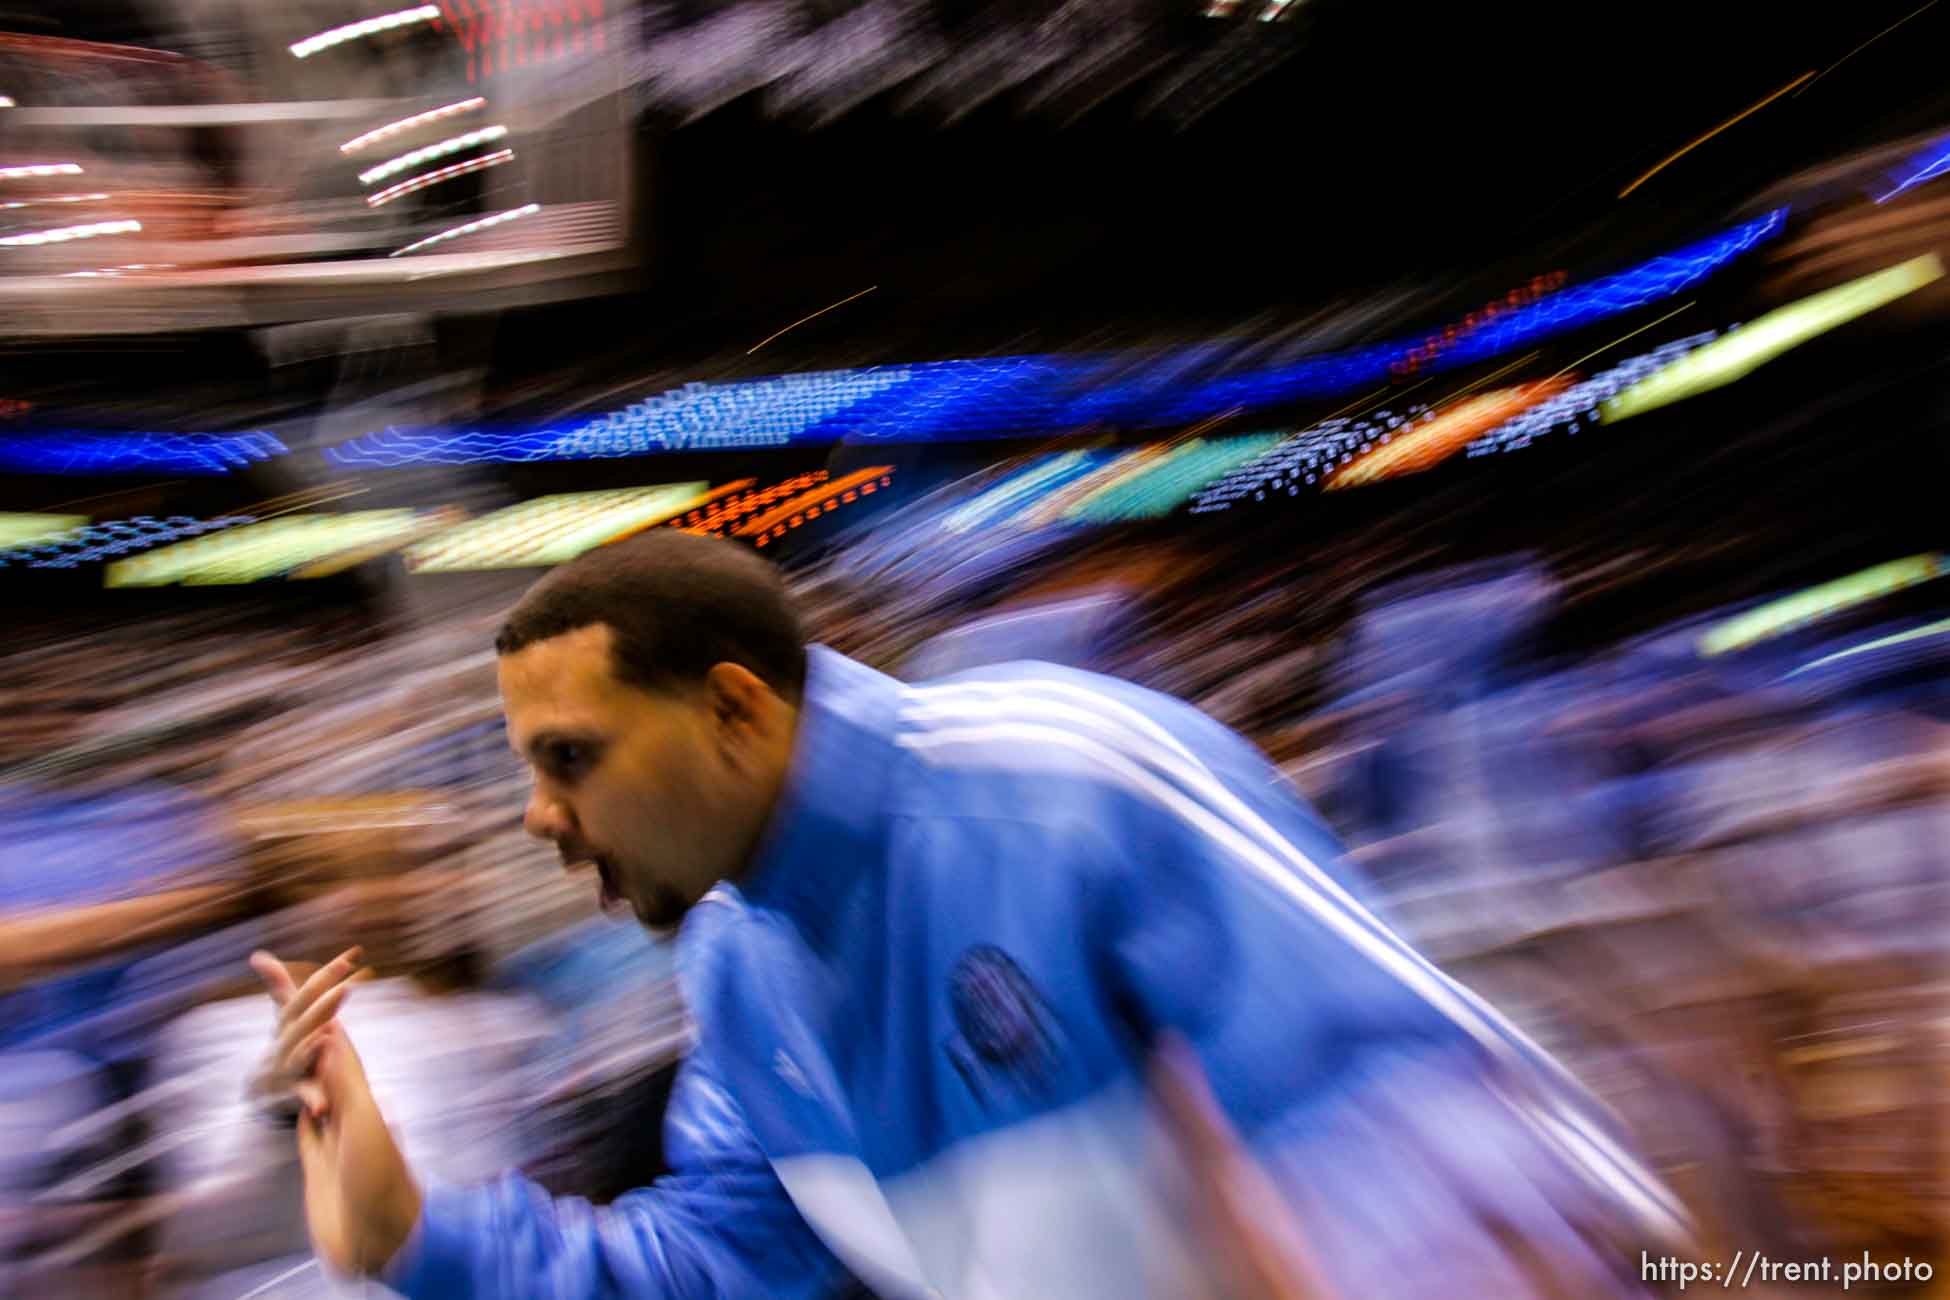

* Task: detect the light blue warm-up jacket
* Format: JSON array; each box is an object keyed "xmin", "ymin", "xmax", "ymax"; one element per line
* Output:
[{"xmin": 386, "ymin": 648, "xmax": 1689, "ymax": 1300}]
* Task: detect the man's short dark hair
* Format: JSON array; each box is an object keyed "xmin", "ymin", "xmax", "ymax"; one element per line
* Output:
[{"xmin": 494, "ymin": 531, "xmax": 807, "ymax": 702}]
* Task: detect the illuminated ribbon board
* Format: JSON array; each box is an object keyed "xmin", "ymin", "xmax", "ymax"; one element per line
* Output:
[
  {"xmin": 1020, "ymin": 448, "xmax": 1165, "ymax": 528},
  {"xmin": 670, "ymin": 475, "xmax": 819, "ymax": 536},
  {"xmin": 405, "ymin": 483, "xmax": 717, "ymax": 571},
  {"xmin": 0, "ymin": 512, "xmax": 86, "ymax": 550},
  {"xmin": 295, "ymin": 510, "xmax": 465, "ymax": 578},
  {"xmin": 106, "ymin": 510, "xmax": 451, "ymax": 586},
  {"xmin": 942, "ymin": 452, "xmax": 1097, "ymax": 534},
  {"xmin": 2, "ymin": 515, "xmax": 254, "ymax": 568},
  {"xmin": 0, "ymin": 432, "xmax": 285, "ymax": 475},
  {"xmin": 321, "ymin": 214, "xmax": 1789, "ymax": 467},
  {"xmin": 736, "ymin": 468, "xmax": 893, "ymax": 546},
  {"xmin": 1699, "ymin": 554, "xmax": 1950, "ymax": 657},
  {"xmin": 1045, "ymin": 447, "xmax": 1179, "ymax": 524},
  {"xmin": 1062, "ymin": 434, "xmax": 1288, "ymax": 523},
  {"xmin": 1325, "ymin": 379, "xmax": 1570, "ymax": 491},
  {"xmin": 1602, "ymin": 254, "xmax": 1945, "ymax": 423}
]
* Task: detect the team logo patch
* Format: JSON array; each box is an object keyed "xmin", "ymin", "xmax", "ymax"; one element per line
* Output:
[{"xmin": 945, "ymin": 944, "xmax": 1060, "ymax": 1104}]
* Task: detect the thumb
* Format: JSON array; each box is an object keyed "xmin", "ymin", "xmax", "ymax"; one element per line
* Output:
[
  {"xmin": 1149, "ymin": 1034, "xmax": 1333, "ymax": 1300},
  {"xmin": 1149, "ymin": 1032, "xmax": 1237, "ymax": 1171}
]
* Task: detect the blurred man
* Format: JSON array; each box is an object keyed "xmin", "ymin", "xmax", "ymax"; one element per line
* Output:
[{"xmin": 253, "ymin": 531, "xmax": 1689, "ymax": 1299}]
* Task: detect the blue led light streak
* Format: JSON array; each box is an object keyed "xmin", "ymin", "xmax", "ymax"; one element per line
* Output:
[
  {"xmin": 0, "ymin": 432, "xmax": 287, "ymax": 476},
  {"xmin": 321, "ymin": 214, "xmax": 1785, "ymax": 468},
  {"xmin": 1876, "ymin": 135, "xmax": 1950, "ymax": 204}
]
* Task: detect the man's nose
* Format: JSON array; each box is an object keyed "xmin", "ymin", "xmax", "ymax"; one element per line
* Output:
[{"xmin": 523, "ymin": 787, "xmax": 573, "ymax": 842}]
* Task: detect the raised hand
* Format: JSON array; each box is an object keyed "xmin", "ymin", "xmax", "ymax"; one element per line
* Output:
[{"xmin": 250, "ymin": 947, "xmax": 422, "ymax": 1278}]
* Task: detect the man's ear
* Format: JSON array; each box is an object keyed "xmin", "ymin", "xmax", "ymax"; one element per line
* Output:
[{"xmin": 704, "ymin": 662, "xmax": 777, "ymax": 751}]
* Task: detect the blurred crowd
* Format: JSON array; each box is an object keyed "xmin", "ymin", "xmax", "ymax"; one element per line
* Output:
[
  {"xmin": 2, "ymin": 445, "xmax": 1947, "ymax": 1295},
  {"xmin": 0, "ymin": 597, "xmax": 687, "ymax": 1297}
]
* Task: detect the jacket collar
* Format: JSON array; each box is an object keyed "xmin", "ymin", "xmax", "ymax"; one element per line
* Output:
[{"xmin": 728, "ymin": 646, "xmax": 905, "ymax": 948}]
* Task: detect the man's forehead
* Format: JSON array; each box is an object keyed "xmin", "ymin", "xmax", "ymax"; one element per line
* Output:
[{"xmin": 497, "ymin": 625, "xmax": 624, "ymax": 734}]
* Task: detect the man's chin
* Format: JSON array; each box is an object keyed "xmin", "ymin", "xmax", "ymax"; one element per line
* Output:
[{"xmin": 627, "ymin": 886, "xmax": 693, "ymax": 934}]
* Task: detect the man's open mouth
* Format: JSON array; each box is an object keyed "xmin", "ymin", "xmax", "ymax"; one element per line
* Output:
[
  {"xmin": 593, "ymin": 856, "xmax": 623, "ymax": 910},
  {"xmin": 567, "ymin": 851, "xmax": 625, "ymax": 912}
]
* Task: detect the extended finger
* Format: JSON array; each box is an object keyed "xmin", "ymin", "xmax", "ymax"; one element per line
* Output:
[
  {"xmin": 276, "ymin": 980, "xmax": 353, "ymax": 1072},
  {"xmin": 282, "ymin": 946, "xmax": 363, "ymax": 1026},
  {"xmin": 250, "ymin": 950, "xmax": 301, "ymax": 1008}
]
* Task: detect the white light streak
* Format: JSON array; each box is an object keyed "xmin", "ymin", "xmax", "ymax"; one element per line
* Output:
[
  {"xmin": 0, "ymin": 193, "xmax": 109, "ymax": 210},
  {"xmin": 391, "ymin": 202, "xmax": 540, "ymax": 256},
  {"xmin": 291, "ymin": 6, "xmax": 440, "ymax": 59},
  {"xmin": 358, "ymin": 125, "xmax": 507, "ymax": 185},
  {"xmin": 341, "ymin": 97, "xmax": 485, "ymax": 154},
  {"xmin": 0, "ymin": 219, "xmax": 140, "ymax": 248},
  {"xmin": 60, "ymin": 263, "xmax": 174, "ymax": 278},
  {"xmin": 366, "ymin": 148, "xmax": 513, "ymax": 207},
  {"xmin": 16, "ymin": 100, "xmax": 402, "ymax": 126},
  {"xmin": 0, "ymin": 163, "xmax": 83, "ymax": 179}
]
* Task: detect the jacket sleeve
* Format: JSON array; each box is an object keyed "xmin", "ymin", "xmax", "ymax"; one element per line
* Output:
[
  {"xmin": 383, "ymin": 1060, "xmax": 847, "ymax": 1300},
  {"xmin": 1083, "ymin": 690, "xmax": 1695, "ymax": 1252}
]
